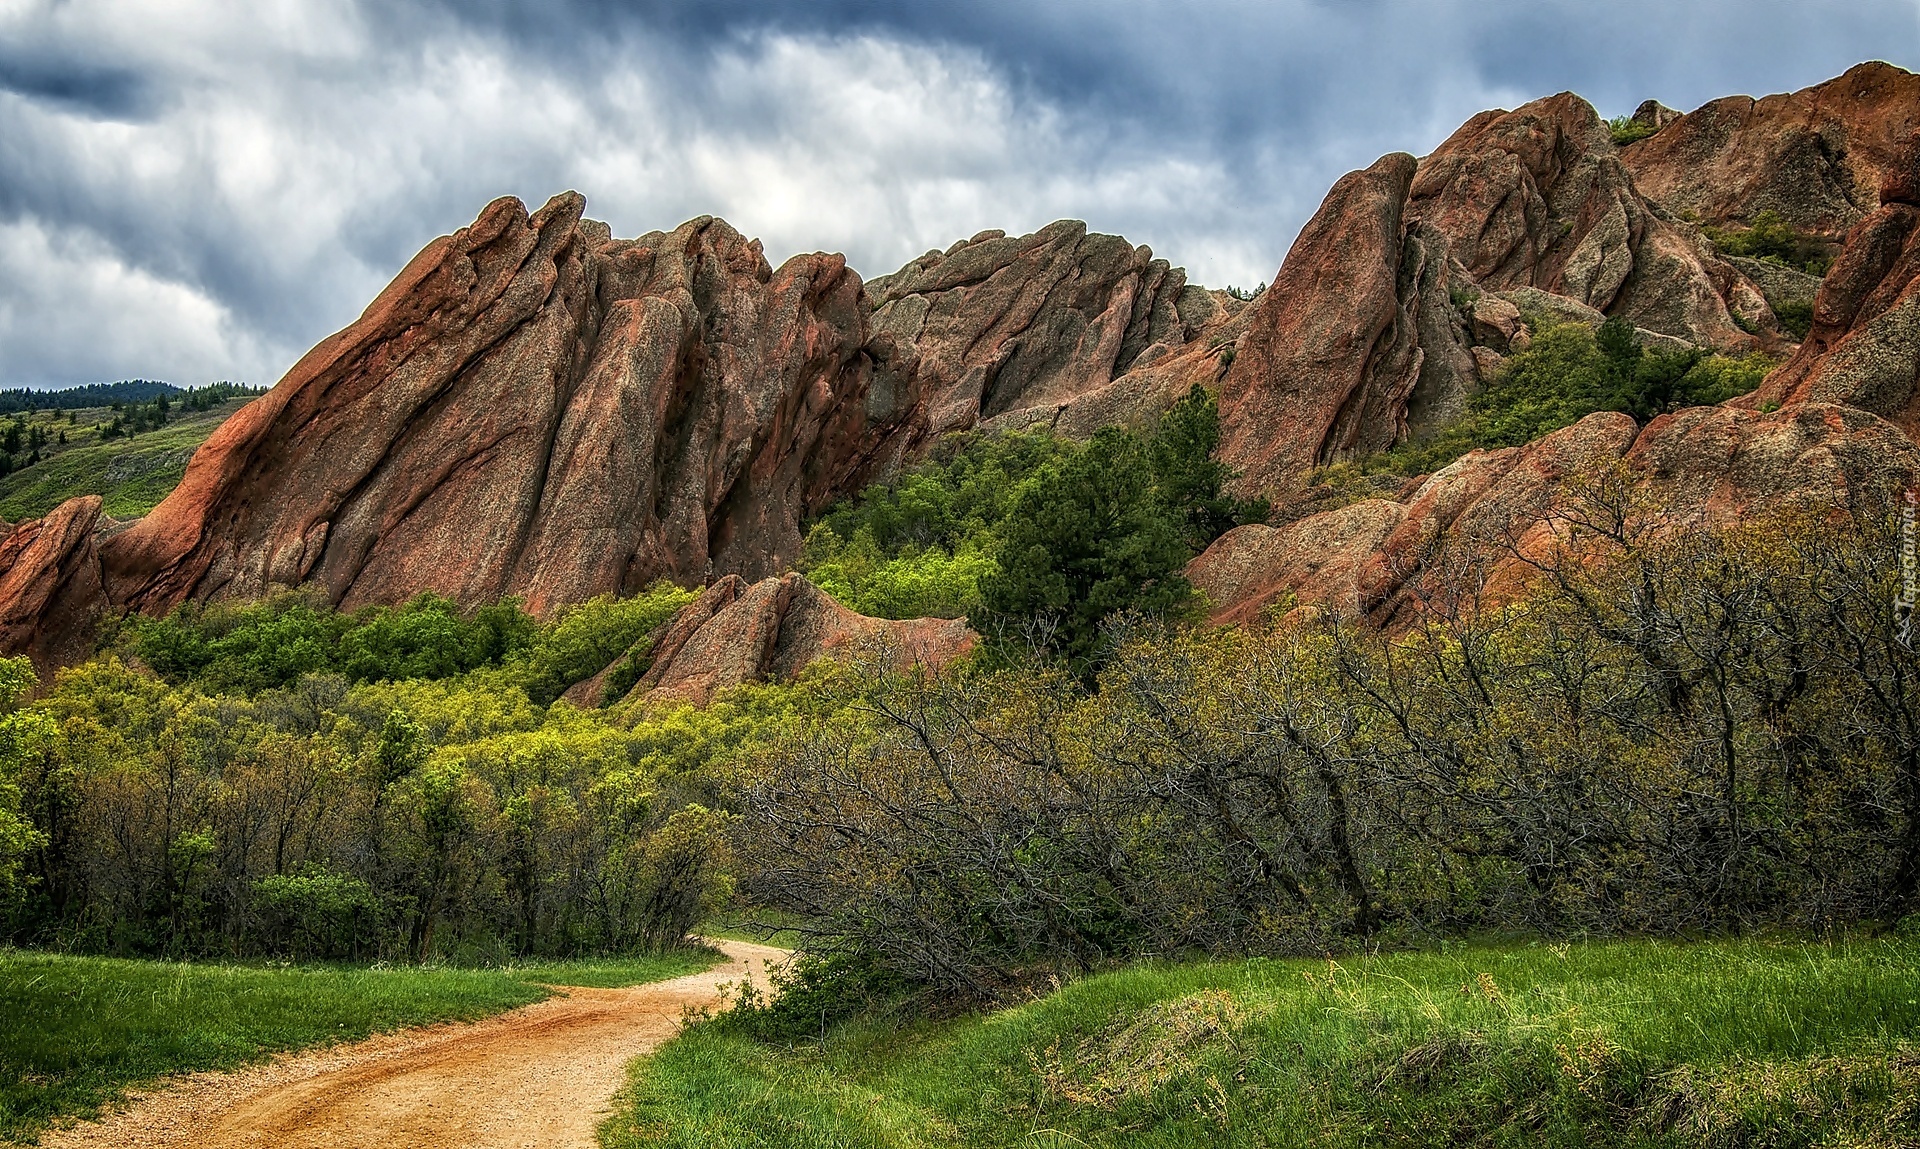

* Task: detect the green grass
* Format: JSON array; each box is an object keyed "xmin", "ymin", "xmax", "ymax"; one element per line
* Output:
[
  {"xmin": 606, "ymin": 935, "xmax": 1920, "ymax": 1148},
  {"xmin": 0, "ymin": 945, "xmax": 721, "ymax": 1143},
  {"xmin": 0, "ymin": 400, "xmax": 248, "ymax": 522},
  {"xmin": 507, "ymin": 949, "xmax": 722, "ymax": 989},
  {"xmin": 700, "ymin": 910, "xmax": 806, "ymax": 951}
]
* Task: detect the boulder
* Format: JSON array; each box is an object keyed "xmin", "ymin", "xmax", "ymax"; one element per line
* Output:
[
  {"xmin": 1742, "ymin": 201, "xmax": 1920, "ymax": 431},
  {"xmin": 1187, "ymin": 499, "xmax": 1407, "ymax": 625},
  {"xmin": 632, "ymin": 573, "xmax": 972, "ymax": 706}
]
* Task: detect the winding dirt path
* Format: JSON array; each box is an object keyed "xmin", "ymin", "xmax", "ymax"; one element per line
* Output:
[{"xmin": 39, "ymin": 939, "xmax": 788, "ymax": 1149}]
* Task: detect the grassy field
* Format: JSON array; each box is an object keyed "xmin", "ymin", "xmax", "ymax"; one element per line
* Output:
[
  {"xmin": 606, "ymin": 935, "xmax": 1920, "ymax": 1148},
  {"xmin": 0, "ymin": 946, "xmax": 718, "ymax": 1143},
  {"xmin": 0, "ymin": 399, "xmax": 251, "ymax": 522}
]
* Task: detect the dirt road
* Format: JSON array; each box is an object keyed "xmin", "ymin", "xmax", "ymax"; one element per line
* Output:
[{"xmin": 39, "ymin": 939, "xmax": 788, "ymax": 1149}]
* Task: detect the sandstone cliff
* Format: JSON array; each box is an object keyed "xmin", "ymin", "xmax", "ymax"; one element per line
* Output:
[
  {"xmin": 2, "ymin": 65, "xmax": 1916, "ymax": 688},
  {"xmin": 1623, "ymin": 61, "xmax": 1920, "ymax": 238}
]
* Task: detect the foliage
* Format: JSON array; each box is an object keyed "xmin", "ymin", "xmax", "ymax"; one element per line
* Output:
[
  {"xmin": 0, "ymin": 946, "xmax": 718, "ymax": 1141},
  {"xmin": 1362, "ymin": 319, "xmax": 1772, "ymax": 478},
  {"xmin": 799, "ymin": 428, "xmax": 1076, "ymax": 619},
  {"xmin": 0, "ymin": 380, "xmax": 260, "ymax": 417},
  {"xmin": 1607, "ymin": 114, "xmax": 1657, "ymax": 146},
  {"xmin": 0, "ymin": 657, "xmax": 52, "ymax": 911},
  {"xmin": 713, "ymin": 949, "xmax": 914, "ymax": 1045},
  {"xmin": 4, "ymin": 584, "xmax": 771, "ymax": 962},
  {"xmin": 608, "ymin": 936, "xmax": 1920, "ymax": 1148},
  {"xmin": 1776, "ymin": 297, "xmax": 1815, "ymax": 339},
  {"xmin": 972, "ymin": 387, "xmax": 1265, "ymax": 673},
  {"xmin": 734, "ymin": 495, "xmax": 1920, "ymax": 999},
  {"xmin": 505, "ymin": 585, "xmax": 695, "ymax": 706},
  {"xmin": 805, "ymin": 387, "xmax": 1262, "ymax": 675},
  {"xmin": 1704, "ymin": 210, "xmax": 1832, "ymax": 275},
  {"xmin": 127, "ymin": 586, "xmax": 690, "ymax": 702},
  {"xmin": 974, "ymin": 428, "xmax": 1198, "ymax": 673},
  {"xmin": 0, "ymin": 396, "xmax": 256, "ymax": 521}
]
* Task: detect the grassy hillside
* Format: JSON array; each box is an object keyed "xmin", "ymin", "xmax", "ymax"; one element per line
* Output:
[
  {"xmin": 609, "ymin": 935, "xmax": 1920, "ymax": 1148},
  {"xmin": 0, "ymin": 396, "xmax": 254, "ymax": 523},
  {"xmin": 0, "ymin": 947, "xmax": 719, "ymax": 1141}
]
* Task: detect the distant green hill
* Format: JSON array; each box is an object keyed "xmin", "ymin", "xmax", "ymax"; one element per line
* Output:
[
  {"xmin": 0, "ymin": 380, "xmax": 262, "ymax": 416},
  {"xmin": 0, "ymin": 394, "xmax": 258, "ymax": 522}
]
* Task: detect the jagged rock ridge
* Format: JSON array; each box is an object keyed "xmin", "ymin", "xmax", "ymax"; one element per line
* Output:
[{"xmin": 4, "ymin": 64, "xmax": 1919, "ymax": 690}]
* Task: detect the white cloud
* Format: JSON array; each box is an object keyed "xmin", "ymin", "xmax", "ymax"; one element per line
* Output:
[
  {"xmin": 0, "ymin": 217, "xmax": 267, "ymax": 386},
  {"xmin": 0, "ymin": 0, "xmax": 1909, "ymax": 388}
]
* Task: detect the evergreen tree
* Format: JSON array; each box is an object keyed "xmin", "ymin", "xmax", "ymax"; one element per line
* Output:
[
  {"xmin": 1148, "ymin": 385, "xmax": 1269, "ymax": 551},
  {"xmin": 976, "ymin": 428, "xmax": 1194, "ymax": 675}
]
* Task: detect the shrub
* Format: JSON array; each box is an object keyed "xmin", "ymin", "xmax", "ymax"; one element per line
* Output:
[
  {"xmin": 1607, "ymin": 115, "xmax": 1657, "ymax": 146},
  {"xmin": 254, "ymin": 866, "xmax": 379, "ymax": 960},
  {"xmin": 1775, "ymin": 298, "xmax": 1814, "ymax": 339},
  {"xmin": 1359, "ymin": 319, "xmax": 1774, "ymax": 479},
  {"xmin": 973, "ymin": 387, "xmax": 1264, "ymax": 675},
  {"xmin": 506, "ymin": 585, "xmax": 693, "ymax": 706},
  {"xmin": 804, "ymin": 386, "xmax": 1260, "ymax": 674},
  {"xmin": 738, "ymin": 500, "xmax": 1920, "ymax": 1000}
]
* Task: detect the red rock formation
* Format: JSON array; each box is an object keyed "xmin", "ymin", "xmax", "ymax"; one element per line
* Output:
[
  {"xmin": 1191, "ymin": 403, "xmax": 1920, "ymax": 627},
  {"xmin": 2, "ymin": 65, "xmax": 1918, "ymax": 687},
  {"xmin": 631, "ymin": 573, "xmax": 972, "ymax": 706},
  {"xmin": 859, "ymin": 221, "xmax": 1230, "ymax": 461},
  {"xmin": 1410, "ymin": 92, "xmax": 1763, "ymax": 347},
  {"xmin": 101, "ymin": 196, "xmax": 881, "ymax": 619},
  {"xmin": 0, "ymin": 496, "xmax": 105, "ymax": 673},
  {"xmin": 1623, "ymin": 62, "xmax": 1920, "ymax": 238},
  {"xmin": 1743, "ymin": 192, "xmax": 1920, "ymax": 432},
  {"xmin": 1213, "ymin": 153, "xmax": 1481, "ymax": 495}
]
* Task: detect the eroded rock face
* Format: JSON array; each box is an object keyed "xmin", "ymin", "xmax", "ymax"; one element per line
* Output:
[
  {"xmin": 1409, "ymin": 92, "xmax": 1762, "ymax": 347},
  {"xmin": 860, "ymin": 221, "xmax": 1230, "ymax": 460},
  {"xmin": 0, "ymin": 496, "xmax": 105, "ymax": 673},
  {"xmin": 1214, "ymin": 153, "xmax": 1482, "ymax": 495},
  {"xmin": 1623, "ymin": 62, "xmax": 1920, "ymax": 238},
  {"xmin": 1191, "ymin": 403, "xmax": 1920, "ymax": 627},
  {"xmin": 3, "ymin": 65, "xmax": 1918, "ymax": 688},
  {"xmin": 633, "ymin": 573, "xmax": 972, "ymax": 706},
  {"xmin": 101, "ymin": 196, "xmax": 882, "ymax": 619},
  {"xmin": 1744, "ymin": 200, "xmax": 1920, "ymax": 432}
]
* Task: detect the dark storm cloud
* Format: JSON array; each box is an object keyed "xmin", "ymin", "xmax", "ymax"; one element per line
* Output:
[{"xmin": 0, "ymin": 0, "xmax": 1914, "ymax": 389}]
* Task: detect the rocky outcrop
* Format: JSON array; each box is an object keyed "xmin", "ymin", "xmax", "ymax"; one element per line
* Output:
[
  {"xmin": 631, "ymin": 573, "xmax": 972, "ymax": 706},
  {"xmin": 1187, "ymin": 500, "xmax": 1407, "ymax": 626},
  {"xmin": 1743, "ymin": 162, "xmax": 1920, "ymax": 432},
  {"xmin": 2, "ymin": 65, "xmax": 1917, "ymax": 688},
  {"xmin": 1622, "ymin": 62, "xmax": 1920, "ymax": 238},
  {"xmin": 859, "ymin": 221, "xmax": 1232, "ymax": 458},
  {"xmin": 0, "ymin": 496, "xmax": 105, "ymax": 673},
  {"xmin": 1213, "ymin": 153, "xmax": 1481, "ymax": 494},
  {"xmin": 1193, "ymin": 403, "xmax": 1920, "ymax": 627},
  {"xmin": 99, "ymin": 196, "xmax": 882, "ymax": 619},
  {"xmin": 1630, "ymin": 100, "xmax": 1681, "ymax": 134},
  {"xmin": 1409, "ymin": 92, "xmax": 1765, "ymax": 347}
]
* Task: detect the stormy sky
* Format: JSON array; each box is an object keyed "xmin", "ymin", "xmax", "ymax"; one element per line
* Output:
[{"xmin": 1, "ymin": 0, "xmax": 1914, "ymax": 389}]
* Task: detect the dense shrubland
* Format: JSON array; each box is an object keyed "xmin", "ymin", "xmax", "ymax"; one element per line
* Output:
[
  {"xmin": 0, "ymin": 377, "xmax": 1907, "ymax": 1010},
  {"xmin": 1703, "ymin": 209, "xmax": 1835, "ymax": 276},
  {"xmin": 735, "ymin": 476, "xmax": 1917, "ymax": 1001},
  {"xmin": 0, "ymin": 586, "xmax": 776, "ymax": 962}
]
